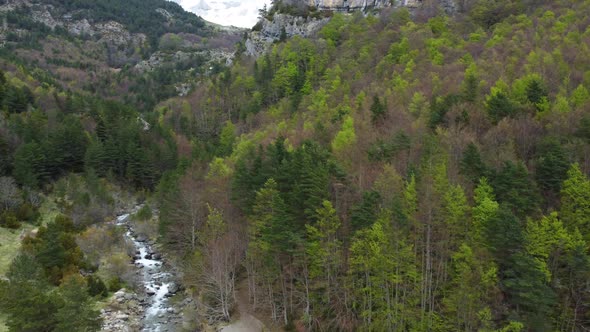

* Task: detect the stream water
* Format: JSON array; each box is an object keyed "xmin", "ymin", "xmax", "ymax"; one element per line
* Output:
[{"xmin": 116, "ymin": 212, "xmax": 181, "ymax": 332}]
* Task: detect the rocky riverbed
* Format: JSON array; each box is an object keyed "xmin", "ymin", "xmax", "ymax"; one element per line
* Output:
[{"xmin": 100, "ymin": 209, "xmax": 193, "ymax": 332}]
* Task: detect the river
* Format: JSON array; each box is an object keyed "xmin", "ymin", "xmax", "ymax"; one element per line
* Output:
[{"xmin": 104, "ymin": 210, "xmax": 184, "ymax": 332}]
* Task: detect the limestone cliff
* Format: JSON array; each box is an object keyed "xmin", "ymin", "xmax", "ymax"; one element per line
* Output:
[
  {"xmin": 288, "ymin": 0, "xmax": 457, "ymax": 13},
  {"xmin": 245, "ymin": 0, "xmax": 458, "ymax": 57},
  {"xmin": 246, "ymin": 13, "xmax": 330, "ymax": 57},
  {"xmin": 306, "ymin": 0, "xmax": 392, "ymax": 12}
]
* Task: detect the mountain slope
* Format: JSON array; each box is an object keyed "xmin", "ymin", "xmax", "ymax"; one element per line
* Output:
[
  {"xmin": 1, "ymin": 0, "xmax": 590, "ymax": 331},
  {"xmin": 0, "ymin": 0, "xmax": 242, "ymax": 109}
]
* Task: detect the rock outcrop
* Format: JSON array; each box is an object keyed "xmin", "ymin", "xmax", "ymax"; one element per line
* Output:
[
  {"xmin": 285, "ymin": 0, "xmax": 457, "ymax": 14},
  {"xmin": 306, "ymin": 0, "xmax": 392, "ymax": 12},
  {"xmin": 246, "ymin": 0, "xmax": 458, "ymax": 57},
  {"xmin": 246, "ymin": 13, "xmax": 330, "ymax": 57}
]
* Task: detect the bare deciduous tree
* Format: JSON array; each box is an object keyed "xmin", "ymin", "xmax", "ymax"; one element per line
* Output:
[
  {"xmin": 0, "ymin": 176, "xmax": 21, "ymax": 211},
  {"xmin": 163, "ymin": 164, "xmax": 206, "ymax": 254}
]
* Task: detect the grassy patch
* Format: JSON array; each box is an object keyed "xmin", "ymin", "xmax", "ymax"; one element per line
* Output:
[
  {"xmin": 0, "ymin": 225, "xmax": 33, "ymax": 277},
  {"xmin": 0, "ymin": 224, "xmax": 34, "ymax": 332},
  {"xmin": 0, "ymin": 314, "xmax": 7, "ymax": 332},
  {"xmin": 38, "ymin": 196, "xmax": 60, "ymax": 226}
]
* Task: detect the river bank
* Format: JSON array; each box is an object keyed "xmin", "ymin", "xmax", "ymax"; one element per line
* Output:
[{"xmin": 99, "ymin": 208, "xmax": 194, "ymax": 332}]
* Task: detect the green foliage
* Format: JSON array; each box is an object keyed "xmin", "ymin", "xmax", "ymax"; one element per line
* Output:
[
  {"xmin": 502, "ymin": 252, "xmax": 556, "ymax": 328},
  {"xmin": 350, "ymin": 191, "xmax": 381, "ymax": 230},
  {"xmin": 486, "ymin": 90, "xmax": 515, "ymax": 124},
  {"xmin": 55, "ymin": 276, "xmax": 102, "ymax": 332},
  {"xmin": 86, "ymin": 275, "xmax": 108, "ymax": 298},
  {"xmin": 331, "ymin": 116, "xmax": 356, "ymax": 154},
  {"xmin": 4, "ymin": 1, "xmax": 590, "ymax": 330},
  {"xmin": 576, "ymin": 116, "xmax": 590, "ymax": 143},
  {"xmin": 571, "ymin": 84, "xmax": 590, "ymax": 109},
  {"xmin": 460, "ymin": 143, "xmax": 488, "ymax": 184},
  {"xmin": 217, "ymin": 121, "xmax": 236, "ymax": 157},
  {"xmin": 320, "ymin": 14, "xmax": 347, "ymax": 46},
  {"xmin": 493, "ymin": 161, "xmax": 540, "ymax": 218},
  {"xmin": 429, "ymin": 94, "xmax": 460, "ymax": 128},
  {"xmin": 0, "ymin": 212, "xmax": 19, "ymax": 229},
  {"xmin": 535, "ymin": 138, "xmax": 569, "ymax": 194},
  {"xmin": 0, "ymin": 263, "xmax": 60, "ymax": 331},
  {"xmin": 24, "ymin": 215, "xmax": 84, "ymax": 285},
  {"xmin": 134, "ymin": 204, "xmax": 153, "ymax": 221},
  {"xmin": 461, "ymin": 63, "xmax": 479, "ymax": 102},
  {"xmin": 370, "ymin": 95, "xmax": 387, "ymax": 125},
  {"xmin": 470, "ymin": 0, "xmax": 524, "ymax": 29},
  {"xmin": 560, "ymin": 163, "xmax": 590, "ymax": 241}
]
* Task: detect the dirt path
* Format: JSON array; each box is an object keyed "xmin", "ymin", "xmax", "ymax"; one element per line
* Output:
[{"xmin": 220, "ymin": 280, "xmax": 266, "ymax": 332}]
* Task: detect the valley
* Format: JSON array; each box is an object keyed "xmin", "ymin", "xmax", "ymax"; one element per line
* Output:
[{"xmin": 1, "ymin": 0, "xmax": 590, "ymax": 331}]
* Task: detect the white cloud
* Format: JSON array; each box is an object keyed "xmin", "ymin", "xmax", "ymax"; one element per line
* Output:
[{"xmin": 178, "ymin": 0, "xmax": 271, "ymax": 28}]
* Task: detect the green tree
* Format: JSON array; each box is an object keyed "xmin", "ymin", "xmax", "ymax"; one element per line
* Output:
[
  {"xmin": 534, "ymin": 138, "xmax": 569, "ymax": 195},
  {"xmin": 560, "ymin": 163, "xmax": 590, "ymax": 241},
  {"xmin": 571, "ymin": 84, "xmax": 590, "ymax": 109},
  {"xmin": 217, "ymin": 121, "xmax": 236, "ymax": 157},
  {"xmin": 370, "ymin": 95, "xmax": 386, "ymax": 125},
  {"xmin": 350, "ymin": 190, "xmax": 381, "ymax": 230},
  {"xmin": 525, "ymin": 77, "xmax": 548, "ymax": 109},
  {"xmin": 486, "ymin": 90, "xmax": 514, "ymax": 124},
  {"xmin": 0, "ymin": 254, "xmax": 59, "ymax": 332},
  {"xmin": 460, "ymin": 143, "xmax": 488, "ymax": 184},
  {"xmin": 443, "ymin": 244, "xmax": 497, "ymax": 331},
  {"xmin": 305, "ymin": 200, "xmax": 342, "ymax": 323},
  {"xmin": 461, "ymin": 63, "xmax": 479, "ymax": 102},
  {"xmin": 55, "ymin": 276, "xmax": 102, "ymax": 332},
  {"xmin": 493, "ymin": 161, "xmax": 540, "ymax": 218},
  {"xmin": 12, "ymin": 142, "xmax": 46, "ymax": 188},
  {"xmin": 84, "ymin": 139, "xmax": 106, "ymax": 176}
]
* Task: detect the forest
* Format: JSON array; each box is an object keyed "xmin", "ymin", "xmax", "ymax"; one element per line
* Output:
[{"xmin": 1, "ymin": 0, "xmax": 590, "ymax": 331}]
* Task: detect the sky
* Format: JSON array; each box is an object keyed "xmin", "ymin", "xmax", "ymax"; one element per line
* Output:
[{"xmin": 174, "ymin": 0, "xmax": 272, "ymax": 28}]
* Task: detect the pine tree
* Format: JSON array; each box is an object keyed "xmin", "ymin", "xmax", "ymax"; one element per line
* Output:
[
  {"xmin": 535, "ymin": 138, "xmax": 569, "ymax": 195},
  {"xmin": 370, "ymin": 95, "xmax": 386, "ymax": 125},
  {"xmin": 217, "ymin": 121, "xmax": 236, "ymax": 157},
  {"xmin": 486, "ymin": 91, "xmax": 514, "ymax": 124},
  {"xmin": 460, "ymin": 143, "xmax": 488, "ymax": 184},
  {"xmin": 493, "ymin": 161, "xmax": 540, "ymax": 218},
  {"xmin": 305, "ymin": 200, "xmax": 342, "ymax": 323},
  {"xmin": 0, "ymin": 254, "xmax": 60, "ymax": 332},
  {"xmin": 55, "ymin": 276, "xmax": 102, "ymax": 331},
  {"xmin": 560, "ymin": 163, "xmax": 590, "ymax": 241},
  {"xmin": 472, "ymin": 178, "xmax": 499, "ymax": 242}
]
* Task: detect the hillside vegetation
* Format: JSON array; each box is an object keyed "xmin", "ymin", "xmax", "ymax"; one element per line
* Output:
[{"xmin": 1, "ymin": 0, "xmax": 590, "ymax": 331}]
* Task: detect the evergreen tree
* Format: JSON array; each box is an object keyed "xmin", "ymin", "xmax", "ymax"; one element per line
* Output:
[
  {"xmin": 12, "ymin": 141, "xmax": 46, "ymax": 188},
  {"xmin": 370, "ymin": 95, "xmax": 386, "ymax": 125},
  {"xmin": 305, "ymin": 200, "xmax": 342, "ymax": 323},
  {"xmin": 217, "ymin": 121, "xmax": 236, "ymax": 157},
  {"xmin": 461, "ymin": 64, "xmax": 479, "ymax": 102},
  {"xmin": 525, "ymin": 78, "xmax": 547, "ymax": 106},
  {"xmin": 493, "ymin": 161, "xmax": 540, "ymax": 218},
  {"xmin": 486, "ymin": 91, "xmax": 514, "ymax": 124},
  {"xmin": 460, "ymin": 143, "xmax": 488, "ymax": 184},
  {"xmin": 0, "ymin": 254, "xmax": 60, "ymax": 332},
  {"xmin": 350, "ymin": 190, "xmax": 381, "ymax": 230},
  {"xmin": 560, "ymin": 163, "xmax": 590, "ymax": 241},
  {"xmin": 55, "ymin": 276, "xmax": 102, "ymax": 332},
  {"xmin": 535, "ymin": 138, "xmax": 569, "ymax": 195}
]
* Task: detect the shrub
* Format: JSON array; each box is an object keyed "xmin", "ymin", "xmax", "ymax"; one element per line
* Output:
[
  {"xmin": 86, "ymin": 275, "xmax": 108, "ymax": 298},
  {"xmin": 107, "ymin": 277, "xmax": 122, "ymax": 292},
  {"xmin": 134, "ymin": 204, "xmax": 153, "ymax": 221},
  {"xmin": 0, "ymin": 211, "xmax": 20, "ymax": 229}
]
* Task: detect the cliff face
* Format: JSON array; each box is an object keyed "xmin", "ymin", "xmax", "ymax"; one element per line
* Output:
[
  {"xmin": 246, "ymin": 13, "xmax": 330, "ymax": 57},
  {"xmin": 245, "ymin": 0, "xmax": 458, "ymax": 57},
  {"xmin": 306, "ymin": 0, "xmax": 392, "ymax": 11},
  {"xmin": 300, "ymin": 0, "xmax": 456, "ymax": 13}
]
